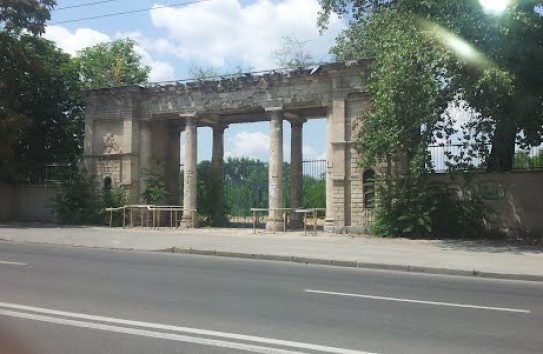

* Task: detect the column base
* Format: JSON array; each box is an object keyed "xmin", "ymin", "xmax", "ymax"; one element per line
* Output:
[
  {"xmin": 323, "ymin": 218, "xmax": 335, "ymax": 233},
  {"xmin": 179, "ymin": 216, "xmax": 197, "ymax": 229},
  {"xmin": 266, "ymin": 220, "xmax": 285, "ymax": 232}
]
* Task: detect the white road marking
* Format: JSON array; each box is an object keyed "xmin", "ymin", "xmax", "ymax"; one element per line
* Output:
[
  {"xmin": 0, "ymin": 309, "xmax": 308, "ymax": 354},
  {"xmin": 0, "ymin": 260, "xmax": 27, "ymax": 266},
  {"xmin": 304, "ymin": 289, "xmax": 530, "ymax": 314},
  {"xmin": 0, "ymin": 302, "xmax": 376, "ymax": 354}
]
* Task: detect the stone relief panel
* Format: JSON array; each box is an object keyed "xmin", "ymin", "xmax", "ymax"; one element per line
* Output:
[
  {"xmin": 92, "ymin": 120, "xmax": 123, "ymax": 155},
  {"xmin": 102, "ymin": 132, "xmax": 122, "ymax": 154}
]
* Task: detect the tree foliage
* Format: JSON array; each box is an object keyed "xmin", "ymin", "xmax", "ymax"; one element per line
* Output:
[
  {"xmin": 53, "ymin": 169, "xmax": 126, "ymax": 225},
  {"xmin": 1, "ymin": 1, "xmax": 83, "ymax": 181},
  {"xmin": 188, "ymin": 63, "xmax": 220, "ymax": 80},
  {"xmin": 0, "ymin": 0, "xmax": 56, "ymax": 35},
  {"xmin": 75, "ymin": 38, "xmax": 150, "ymax": 89},
  {"xmin": 271, "ymin": 35, "xmax": 315, "ymax": 68},
  {"xmin": 317, "ymin": 0, "xmax": 539, "ymax": 237},
  {"xmin": 142, "ymin": 170, "xmax": 169, "ymax": 204},
  {"xmin": 321, "ymin": 0, "xmax": 543, "ymax": 172}
]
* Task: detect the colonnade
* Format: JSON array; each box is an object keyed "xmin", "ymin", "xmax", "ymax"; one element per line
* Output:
[{"xmin": 179, "ymin": 109, "xmax": 306, "ymax": 230}]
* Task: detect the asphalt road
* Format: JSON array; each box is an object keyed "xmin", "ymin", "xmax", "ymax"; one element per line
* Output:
[{"xmin": 0, "ymin": 241, "xmax": 542, "ymax": 354}]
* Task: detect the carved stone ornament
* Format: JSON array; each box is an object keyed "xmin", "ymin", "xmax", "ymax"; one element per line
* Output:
[{"xmin": 102, "ymin": 132, "xmax": 121, "ymax": 154}]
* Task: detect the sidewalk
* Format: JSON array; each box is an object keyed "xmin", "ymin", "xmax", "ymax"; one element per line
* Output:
[{"xmin": 1, "ymin": 224, "xmax": 542, "ymax": 281}]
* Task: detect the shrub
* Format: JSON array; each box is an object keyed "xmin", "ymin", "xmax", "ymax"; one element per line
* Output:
[
  {"xmin": 371, "ymin": 175, "xmax": 492, "ymax": 239},
  {"xmin": 53, "ymin": 170, "xmax": 99, "ymax": 224},
  {"xmin": 142, "ymin": 171, "xmax": 169, "ymax": 204}
]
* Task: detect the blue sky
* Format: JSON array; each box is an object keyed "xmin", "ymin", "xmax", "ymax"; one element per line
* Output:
[{"xmin": 46, "ymin": 0, "xmax": 346, "ymax": 162}]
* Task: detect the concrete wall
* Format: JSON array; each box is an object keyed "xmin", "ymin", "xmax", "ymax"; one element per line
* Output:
[
  {"xmin": 432, "ymin": 173, "xmax": 543, "ymax": 237},
  {"xmin": 0, "ymin": 184, "xmax": 57, "ymax": 222}
]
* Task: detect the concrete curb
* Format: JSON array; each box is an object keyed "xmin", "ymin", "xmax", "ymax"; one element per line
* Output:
[
  {"xmin": 2, "ymin": 238, "xmax": 541, "ymax": 282},
  {"xmin": 165, "ymin": 247, "xmax": 543, "ymax": 282}
]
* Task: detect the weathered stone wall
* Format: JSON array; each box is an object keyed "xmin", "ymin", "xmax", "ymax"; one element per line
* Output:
[
  {"xmin": 0, "ymin": 184, "xmax": 57, "ymax": 222},
  {"xmin": 84, "ymin": 61, "xmax": 372, "ymax": 232},
  {"xmin": 431, "ymin": 173, "xmax": 543, "ymax": 237}
]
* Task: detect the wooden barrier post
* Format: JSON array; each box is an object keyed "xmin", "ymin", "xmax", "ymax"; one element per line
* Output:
[
  {"xmin": 252, "ymin": 210, "xmax": 256, "ymax": 234},
  {"xmin": 313, "ymin": 209, "xmax": 317, "ymax": 236}
]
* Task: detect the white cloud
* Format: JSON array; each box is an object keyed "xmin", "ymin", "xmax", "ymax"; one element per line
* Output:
[
  {"xmin": 149, "ymin": 0, "xmax": 345, "ymax": 70},
  {"xmin": 132, "ymin": 43, "xmax": 175, "ymax": 82},
  {"xmin": 303, "ymin": 145, "xmax": 325, "ymax": 160},
  {"xmin": 44, "ymin": 26, "xmax": 175, "ymax": 82},
  {"xmin": 226, "ymin": 131, "xmax": 270, "ymax": 159},
  {"xmin": 44, "ymin": 25, "xmax": 110, "ymax": 56}
]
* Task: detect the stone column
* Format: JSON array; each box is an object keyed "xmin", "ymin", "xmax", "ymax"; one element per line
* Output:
[
  {"xmin": 166, "ymin": 122, "xmax": 181, "ymax": 205},
  {"xmin": 138, "ymin": 120, "xmax": 152, "ymax": 202},
  {"xmin": 266, "ymin": 108, "xmax": 285, "ymax": 232},
  {"xmin": 181, "ymin": 114, "xmax": 198, "ymax": 228},
  {"xmin": 211, "ymin": 124, "xmax": 227, "ymax": 226},
  {"xmin": 324, "ymin": 107, "xmax": 335, "ymax": 232},
  {"xmin": 324, "ymin": 98, "xmax": 347, "ymax": 233},
  {"xmin": 289, "ymin": 118, "xmax": 305, "ymax": 229}
]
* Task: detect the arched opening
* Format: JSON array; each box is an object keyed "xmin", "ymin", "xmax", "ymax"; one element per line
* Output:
[
  {"xmin": 363, "ymin": 169, "xmax": 375, "ymax": 209},
  {"xmin": 103, "ymin": 176, "xmax": 112, "ymax": 190}
]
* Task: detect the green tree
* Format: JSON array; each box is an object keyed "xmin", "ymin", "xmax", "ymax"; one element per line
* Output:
[
  {"xmin": 271, "ymin": 35, "xmax": 315, "ymax": 69},
  {"xmin": 142, "ymin": 171, "xmax": 169, "ymax": 204},
  {"xmin": 1, "ymin": 0, "xmax": 53, "ymax": 176},
  {"xmin": 1, "ymin": 1, "xmax": 83, "ymax": 181},
  {"xmin": 188, "ymin": 63, "xmax": 220, "ymax": 80},
  {"xmin": 320, "ymin": 0, "xmax": 543, "ymax": 172},
  {"xmin": 188, "ymin": 63, "xmax": 254, "ymax": 80},
  {"xmin": 10, "ymin": 38, "xmax": 84, "ymax": 181},
  {"xmin": 75, "ymin": 38, "xmax": 150, "ymax": 89},
  {"xmin": 318, "ymin": 1, "xmax": 508, "ymax": 237},
  {"xmin": 514, "ymin": 149, "xmax": 543, "ymax": 169},
  {"xmin": 303, "ymin": 175, "xmax": 325, "ymax": 208},
  {"xmin": 196, "ymin": 160, "xmax": 218, "ymax": 226},
  {"xmin": 224, "ymin": 158, "xmax": 268, "ymax": 217},
  {"xmin": 0, "ymin": 0, "xmax": 56, "ymax": 35}
]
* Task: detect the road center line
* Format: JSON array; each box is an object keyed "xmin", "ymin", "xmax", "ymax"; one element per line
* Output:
[
  {"xmin": 0, "ymin": 260, "xmax": 27, "ymax": 266},
  {"xmin": 0, "ymin": 302, "xmax": 376, "ymax": 354},
  {"xmin": 304, "ymin": 289, "xmax": 531, "ymax": 314}
]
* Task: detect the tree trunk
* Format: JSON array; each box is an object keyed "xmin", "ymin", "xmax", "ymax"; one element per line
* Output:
[{"xmin": 486, "ymin": 118, "xmax": 516, "ymax": 172}]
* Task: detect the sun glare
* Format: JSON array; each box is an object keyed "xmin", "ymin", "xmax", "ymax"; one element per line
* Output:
[{"xmin": 479, "ymin": 0, "xmax": 509, "ymax": 14}]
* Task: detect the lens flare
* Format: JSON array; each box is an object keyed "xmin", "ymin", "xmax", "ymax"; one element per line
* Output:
[{"xmin": 479, "ymin": 0, "xmax": 509, "ymax": 14}]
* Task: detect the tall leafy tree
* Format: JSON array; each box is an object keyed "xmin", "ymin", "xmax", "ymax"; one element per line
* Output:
[
  {"xmin": 75, "ymin": 39, "xmax": 150, "ymax": 89},
  {"xmin": 320, "ymin": 0, "xmax": 543, "ymax": 172},
  {"xmin": 0, "ymin": 0, "xmax": 56, "ymax": 35},
  {"xmin": 1, "ymin": 36, "xmax": 83, "ymax": 181},
  {"xmin": 1, "ymin": 0, "xmax": 84, "ymax": 181},
  {"xmin": 1, "ymin": 0, "xmax": 56, "ymax": 164}
]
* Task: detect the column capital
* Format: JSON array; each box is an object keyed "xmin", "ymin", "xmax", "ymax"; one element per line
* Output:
[
  {"xmin": 284, "ymin": 112, "xmax": 306, "ymax": 126},
  {"xmin": 179, "ymin": 112, "xmax": 198, "ymax": 125},
  {"xmin": 264, "ymin": 106, "xmax": 283, "ymax": 120},
  {"xmin": 289, "ymin": 117, "xmax": 307, "ymax": 128},
  {"xmin": 264, "ymin": 106, "xmax": 283, "ymax": 112},
  {"xmin": 211, "ymin": 123, "xmax": 229, "ymax": 132}
]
